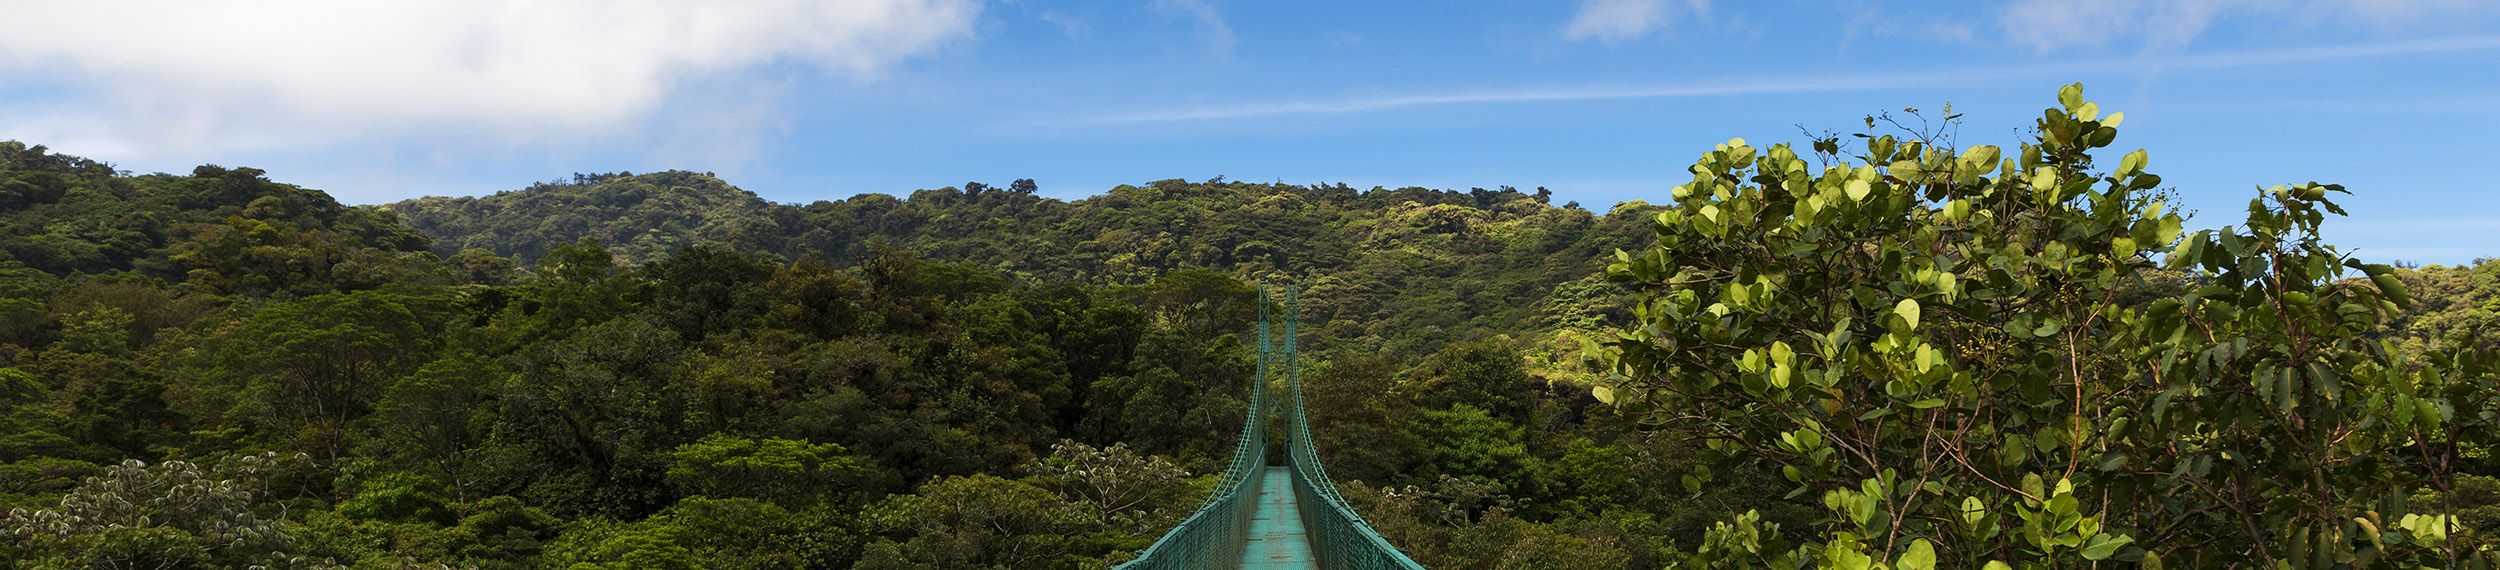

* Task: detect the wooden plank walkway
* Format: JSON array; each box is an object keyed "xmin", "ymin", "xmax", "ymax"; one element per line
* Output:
[{"xmin": 1238, "ymin": 466, "xmax": 1318, "ymax": 569}]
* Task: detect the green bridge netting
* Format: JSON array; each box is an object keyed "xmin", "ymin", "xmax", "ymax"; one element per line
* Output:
[{"xmin": 1115, "ymin": 284, "xmax": 1426, "ymax": 570}]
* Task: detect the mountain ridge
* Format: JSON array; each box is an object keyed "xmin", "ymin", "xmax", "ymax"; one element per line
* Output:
[{"xmin": 380, "ymin": 172, "xmax": 1663, "ymax": 357}]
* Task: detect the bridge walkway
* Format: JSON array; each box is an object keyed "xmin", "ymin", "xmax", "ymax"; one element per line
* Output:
[{"xmin": 1240, "ymin": 466, "xmax": 1318, "ymax": 568}]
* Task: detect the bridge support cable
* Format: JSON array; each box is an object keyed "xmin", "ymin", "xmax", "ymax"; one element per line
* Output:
[
  {"xmin": 1112, "ymin": 285, "xmax": 1278, "ymax": 570},
  {"xmin": 1277, "ymin": 285, "xmax": 1428, "ymax": 570},
  {"xmin": 1117, "ymin": 283, "xmax": 1425, "ymax": 569}
]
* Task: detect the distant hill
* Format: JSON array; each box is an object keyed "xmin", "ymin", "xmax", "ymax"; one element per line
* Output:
[
  {"xmin": 0, "ymin": 141, "xmax": 429, "ymax": 275},
  {"xmin": 0, "ymin": 141, "xmax": 433, "ymax": 300},
  {"xmin": 383, "ymin": 174, "xmax": 1662, "ymax": 356},
  {"xmin": 382, "ymin": 170, "xmax": 780, "ymax": 267}
]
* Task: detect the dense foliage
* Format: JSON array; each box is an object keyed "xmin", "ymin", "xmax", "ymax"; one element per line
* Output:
[
  {"xmin": 0, "ymin": 140, "xmax": 1726, "ymax": 569},
  {"xmin": 1587, "ymin": 85, "xmax": 2500, "ymax": 569},
  {"xmin": 2382, "ymin": 260, "xmax": 2500, "ymax": 358},
  {"xmin": 383, "ymin": 172, "xmax": 1654, "ymax": 360}
]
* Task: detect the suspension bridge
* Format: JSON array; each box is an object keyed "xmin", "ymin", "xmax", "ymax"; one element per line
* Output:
[{"xmin": 1116, "ymin": 284, "xmax": 1427, "ymax": 570}]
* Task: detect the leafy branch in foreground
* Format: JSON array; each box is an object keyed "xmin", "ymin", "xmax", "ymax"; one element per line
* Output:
[{"xmin": 1587, "ymin": 83, "xmax": 2499, "ymax": 569}]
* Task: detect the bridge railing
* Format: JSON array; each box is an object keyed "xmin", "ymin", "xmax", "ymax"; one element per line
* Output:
[
  {"xmin": 1109, "ymin": 285, "xmax": 1277, "ymax": 570},
  {"xmin": 1115, "ymin": 282, "xmax": 1425, "ymax": 569},
  {"xmin": 1278, "ymin": 285, "xmax": 1428, "ymax": 570}
]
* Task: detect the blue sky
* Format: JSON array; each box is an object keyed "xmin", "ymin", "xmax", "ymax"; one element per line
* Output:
[{"xmin": 2, "ymin": 0, "xmax": 2496, "ymax": 264}]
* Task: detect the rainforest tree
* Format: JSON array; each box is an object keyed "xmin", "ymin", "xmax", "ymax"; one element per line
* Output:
[{"xmin": 1587, "ymin": 84, "xmax": 2499, "ymax": 569}]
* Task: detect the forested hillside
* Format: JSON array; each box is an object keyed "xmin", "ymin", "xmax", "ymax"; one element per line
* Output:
[
  {"xmin": 0, "ymin": 139, "xmax": 1758, "ymax": 569},
  {"xmin": 383, "ymin": 174, "xmax": 1654, "ymax": 359}
]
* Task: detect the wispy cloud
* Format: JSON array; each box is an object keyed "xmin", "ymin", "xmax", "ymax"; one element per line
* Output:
[
  {"xmin": 1326, "ymin": 30, "xmax": 1365, "ymax": 48},
  {"xmin": 1837, "ymin": 1, "xmax": 1982, "ymax": 47},
  {"xmin": 1152, "ymin": 0, "xmax": 1236, "ymax": 58},
  {"xmin": 1092, "ymin": 76, "xmax": 1934, "ymax": 123},
  {"xmin": 1080, "ymin": 35, "xmax": 2500, "ymax": 123},
  {"xmin": 1999, "ymin": 0, "xmax": 2500, "ymax": 53},
  {"xmin": 1038, "ymin": 11, "xmax": 1091, "ymax": 38},
  {"xmin": 0, "ymin": 0, "xmax": 982, "ymax": 156},
  {"xmin": 2328, "ymin": 218, "xmax": 2500, "ymax": 235},
  {"xmin": 2149, "ymin": 34, "xmax": 2500, "ymax": 66},
  {"xmin": 1564, "ymin": 0, "xmax": 1711, "ymax": 43}
]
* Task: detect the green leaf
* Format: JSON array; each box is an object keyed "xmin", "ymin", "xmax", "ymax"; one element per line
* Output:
[
  {"xmin": 2306, "ymin": 362, "xmax": 2342, "ymax": 400},
  {"xmin": 1895, "ymin": 298, "xmax": 1921, "ymax": 331},
  {"xmin": 2089, "ymin": 125, "xmax": 2117, "ymax": 147},
  {"xmin": 1907, "ymin": 398, "xmax": 1946, "ymax": 409},
  {"xmin": 1846, "ymin": 179, "xmax": 1873, "ymax": 201},
  {"xmin": 1899, "ymin": 539, "xmax": 1937, "ymax": 570},
  {"xmin": 2168, "ymin": 232, "xmax": 2207, "ymax": 269},
  {"xmin": 2220, "ymin": 230, "xmax": 2249, "ymax": 257},
  {"xmin": 2095, "ymin": 452, "xmax": 2129, "ymax": 471},
  {"xmin": 2000, "ymin": 436, "xmax": 2031, "ymax": 467},
  {"xmin": 1965, "ymin": 145, "xmax": 2001, "ymax": 167},
  {"xmin": 2081, "ymin": 534, "xmax": 2135, "ymax": 560},
  {"xmin": 2372, "ymin": 273, "xmax": 2413, "ymax": 310},
  {"xmin": 1836, "ymin": 548, "xmax": 1873, "ymax": 570}
]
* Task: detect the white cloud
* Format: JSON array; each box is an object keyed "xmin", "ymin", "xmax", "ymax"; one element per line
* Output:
[
  {"xmin": 1998, "ymin": 0, "xmax": 2151, "ymax": 51},
  {"xmin": 1079, "ymin": 34, "xmax": 2500, "ymax": 123},
  {"xmin": 1837, "ymin": 1, "xmax": 1981, "ymax": 47},
  {"xmin": 1998, "ymin": 0, "xmax": 2497, "ymax": 52},
  {"xmin": 0, "ymin": 0, "xmax": 982, "ymax": 153},
  {"xmin": 1151, "ymin": 0, "xmax": 1235, "ymax": 57},
  {"xmin": 1564, "ymin": 0, "xmax": 1710, "ymax": 43}
]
